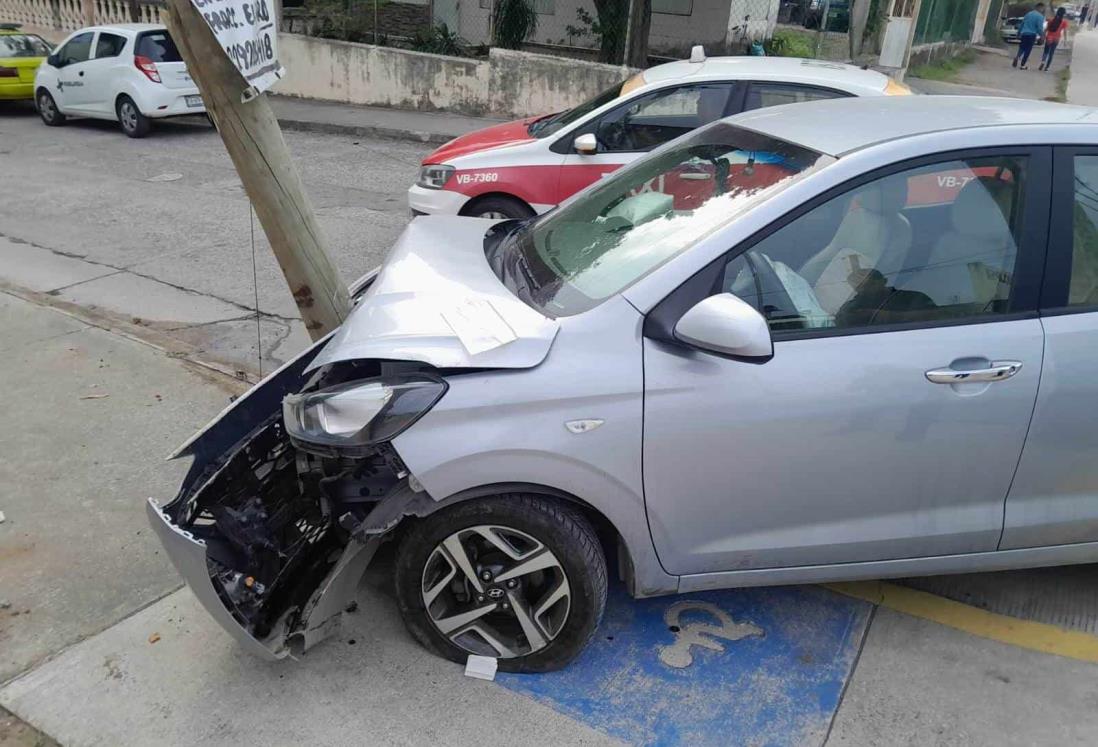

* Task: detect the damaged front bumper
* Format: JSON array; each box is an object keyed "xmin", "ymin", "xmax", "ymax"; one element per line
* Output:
[
  {"xmin": 146, "ymin": 499, "xmax": 380, "ymax": 660},
  {"xmin": 148, "ymin": 312, "xmax": 414, "ymax": 658}
]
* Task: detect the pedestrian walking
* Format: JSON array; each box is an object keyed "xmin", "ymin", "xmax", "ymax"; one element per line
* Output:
[
  {"xmin": 1013, "ymin": 2, "xmax": 1046, "ymax": 69},
  {"xmin": 1039, "ymin": 7, "xmax": 1069, "ymax": 70}
]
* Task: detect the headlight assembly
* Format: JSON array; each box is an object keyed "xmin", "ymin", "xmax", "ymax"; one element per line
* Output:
[
  {"xmin": 282, "ymin": 373, "xmax": 447, "ymax": 450},
  {"xmin": 417, "ymin": 164, "xmax": 455, "ymax": 190}
]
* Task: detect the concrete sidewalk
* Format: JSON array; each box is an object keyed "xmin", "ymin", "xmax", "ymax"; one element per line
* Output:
[
  {"xmin": 1068, "ymin": 27, "xmax": 1098, "ymax": 106},
  {"xmin": 270, "ymin": 95, "xmax": 504, "ymax": 144}
]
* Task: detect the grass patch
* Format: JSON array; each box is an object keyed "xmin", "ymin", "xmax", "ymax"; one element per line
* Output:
[
  {"xmin": 1054, "ymin": 66, "xmax": 1071, "ymax": 103},
  {"xmin": 909, "ymin": 49, "xmax": 977, "ymax": 82},
  {"xmin": 765, "ymin": 28, "xmax": 817, "ymax": 58}
]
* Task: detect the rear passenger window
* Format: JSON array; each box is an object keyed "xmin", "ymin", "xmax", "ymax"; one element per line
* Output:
[
  {"xmin": 94, "ymin": 32, "xmax": 126, "ymax": 59},
  {"xmin": 743, "ymin": 83, "xmax": 845, "ymax": 112},
  {"xmin": 721, "ymin": 156, "xmax": 1028, "ymax": 333},
  {"xmin": 1067, "ymin": 156, "xmax": 1098, "ymax": 306},
  {"xmin": 135, "ymin": 31, "xmax": 182, "ymax": 63}
]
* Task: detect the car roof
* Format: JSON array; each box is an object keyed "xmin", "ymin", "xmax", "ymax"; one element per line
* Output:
[
  {"xmin": 644, "ymin": 56, "xmax": 890, "ymax": 94},
  {"xmin": 82, "ymin": 23, "xmax": 164, "ymax": 36},
  {"xmin": 726, "ymin": 95, "xmax": 1098, "ymax": 156}
]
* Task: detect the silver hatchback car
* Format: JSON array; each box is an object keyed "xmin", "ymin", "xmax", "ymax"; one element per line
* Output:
[{"xmin": 150, "ymin": 96, "xmax": 1098, "ymax": 672}]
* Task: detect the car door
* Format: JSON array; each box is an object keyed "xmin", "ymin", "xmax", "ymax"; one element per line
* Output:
[
  {"xmin": 1001, "ymin": 147, "xmax": 1098, "ymax": 549},
  {"xmin": 52, "ymin": 31, "xmax": 95, "ymax": 113},
  {"xmin": 83, "ymin": 30, "xmax": 127, "ymax": 116},
  {"xmin": 555, "ymin": 82, "xmax": 739, "ymax": 200},
  {"xmin": 642, "ymin": 148, "xmax": 1050, "ymax": 576}
]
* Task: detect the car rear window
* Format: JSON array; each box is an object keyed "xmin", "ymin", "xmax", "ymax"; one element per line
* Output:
[
  {"xmin": 0, "ymin": 33, "xmax": 50, "ymax": 58},
  {"xmin": 135, "ymin": 31, "xmax": 182, "ymax": 63}
]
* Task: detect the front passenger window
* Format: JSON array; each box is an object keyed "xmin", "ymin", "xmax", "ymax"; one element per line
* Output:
[
  {"xmin": 57, "ymin": 32, "xmax": 93, "ymax": 66},
  {"xmin": 721, "ymin": 156, "xmax": 1028, "ymax": 333}
]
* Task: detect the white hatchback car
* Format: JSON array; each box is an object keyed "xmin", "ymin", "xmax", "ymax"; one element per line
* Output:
[{"xmin": 34, "ymin": 23, "xmax": 205, "ymax": 138}]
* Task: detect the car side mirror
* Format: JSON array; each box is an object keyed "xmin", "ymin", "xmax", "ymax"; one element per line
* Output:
[
  {"xmin": 573, "ymin": 133, "xmax": 598, "ymax": 155},
  {"xmin": 674, "ymin": 293, "xmax": 773, "ymax": 360},
  {"xmin": 47, "ymin": 53, "xmax": 59, "ymax": 67}
]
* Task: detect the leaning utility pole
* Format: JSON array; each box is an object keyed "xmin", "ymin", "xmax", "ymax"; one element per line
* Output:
[{"xmin": 163, "ymin": 0, "xmax": 350, "ymax": 340}]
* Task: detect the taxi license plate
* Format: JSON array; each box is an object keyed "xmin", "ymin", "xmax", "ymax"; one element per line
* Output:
[{"xmin": 185, "ymin": 95, "xmax": 203, "ymax": 108}]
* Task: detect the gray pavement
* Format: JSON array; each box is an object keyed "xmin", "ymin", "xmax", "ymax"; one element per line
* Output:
[
  {"xmin": 829, "ymin": 608, "xmax": 1098, "ymax": 746},
  {"xmin": 1068, "ymin": 28, "xmax": 1098, "ymax": 106},
  {"xmin": 0, "ymin": 103, "xmax": 430, "ymax": 376},
  {"xmin": 0, "ymin": 293, "xmax": 244, "ymax": 685},
  {"xmin": 910, "ymin": 45, "xmax": 1068, "ymax": 101}
]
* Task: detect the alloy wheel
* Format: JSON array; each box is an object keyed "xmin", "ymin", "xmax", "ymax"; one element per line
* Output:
[
  {"xmin": 420, "ymin": 524, "xmax": 571, "ymax": 658},
  {"xmin": 477, "ymin": 211, "xmax": 510, "ymax": 219}
]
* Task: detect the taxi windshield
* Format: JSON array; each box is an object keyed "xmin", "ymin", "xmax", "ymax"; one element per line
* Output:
[
  {"xmin": 0, "ymin": 33, "xmax": 50, "ymax": 58},
  {"xmin": 489, "ymin": 123, "xmax": 832, "ymax": 317},
  {"xmin": 528, "ymin": 79, "xmax": 628, "ymax": 138}
]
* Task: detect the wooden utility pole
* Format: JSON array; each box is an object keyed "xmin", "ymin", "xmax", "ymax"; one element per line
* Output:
[{"xmin": 164, "ymin": 0, "xmax": 350, "ymax": 340}]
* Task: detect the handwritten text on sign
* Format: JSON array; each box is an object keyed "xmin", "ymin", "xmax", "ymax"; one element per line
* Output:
[{"xmin": 190, "ymin": 0, "xmax": 283, "ymax": 95}]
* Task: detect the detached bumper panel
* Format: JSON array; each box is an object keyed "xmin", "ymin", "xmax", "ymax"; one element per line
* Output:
[{"xmin": 146, "ymin": 498, "xmax": 287, "ymax": 661}]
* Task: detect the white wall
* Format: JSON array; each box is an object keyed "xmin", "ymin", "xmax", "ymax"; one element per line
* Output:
[{"xmin": 274, "ymin": 32, "xmax": 634, "ymax": 117}]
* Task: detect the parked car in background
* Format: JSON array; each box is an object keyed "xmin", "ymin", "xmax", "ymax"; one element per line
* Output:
[
  {"xmin": 153, "ymin": 95, "xmax": 1098, "ymax": 672},
  {"xmin": 1001, "ymin": 16, "xmax": 1023, "ymax": 42},
  {"xmin": 409, "ymin": 50, "xmax": 912, "ymax": 219},
  {"xmin": 34, "ymin": 23, "xmax": 205, "ymax": 138},
  {"xmin": 1001, "ymin": 15, "xmax": 1046, "ymax": 44},
  {"xmin": 0, "ymin": 23, "xmax": 51, "ymax": 102}
]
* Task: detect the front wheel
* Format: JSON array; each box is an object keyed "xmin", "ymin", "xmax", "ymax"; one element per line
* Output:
[
  {"xmin": 461, "ymin": 195, "xmax": 535, "ymax": 221},
  {"xmin": 117, "ymin": 95, "xmax": 151, "ymax": 138},
  {"xmin": 394, "ymin": 494, "xmax": 607, "ymax": 673},
  {"xmin": 36, "ymin": 89, "xmax": 65, "ymax": 126}
]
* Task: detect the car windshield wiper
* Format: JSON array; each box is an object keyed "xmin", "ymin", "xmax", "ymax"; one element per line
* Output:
[{"xmin": 528, "ymin": 112, "xmax": 562, "ymax": 136}]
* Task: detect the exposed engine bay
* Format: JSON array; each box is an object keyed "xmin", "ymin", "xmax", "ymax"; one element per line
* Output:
[{"xmin": 151, "ymin": 351, "xmax": 439, "ymax": 657}]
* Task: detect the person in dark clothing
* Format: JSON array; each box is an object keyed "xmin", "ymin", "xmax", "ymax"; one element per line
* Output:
[
  {"xmin": 1013, "ymin": 3, "xmax": 1046, "ymax": 69},
  {"xmin": 1039, "ymin": 7, "xmax": 1069, "ymax": 70}
]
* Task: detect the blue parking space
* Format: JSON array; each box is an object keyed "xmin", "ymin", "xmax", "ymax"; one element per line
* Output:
[{"xmin": 497, "ymin": 585, "xmax": 872, "ymax": 746}]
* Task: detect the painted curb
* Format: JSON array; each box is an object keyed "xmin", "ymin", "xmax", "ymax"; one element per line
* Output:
[{"xmin": 827, "ymin": 580, "xmax": 1098, "ymax": 663}]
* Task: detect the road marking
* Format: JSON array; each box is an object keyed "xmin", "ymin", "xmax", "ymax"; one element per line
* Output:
[
  {"xmin": 496, "ymin": 585, "xmax": 871, "ymax": 746},
  {"xmin": 827, "ymin": 580, "xmax": 1098, "ymax": 663},
  {"xmin": 657, "ymin": 600, "xmax": 762, "ymax": 668}
]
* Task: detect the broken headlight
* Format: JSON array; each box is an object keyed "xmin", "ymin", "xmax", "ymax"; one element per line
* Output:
[{"xmin": 282, "ymin": 373, "xmax": 447, "ymax": 450}]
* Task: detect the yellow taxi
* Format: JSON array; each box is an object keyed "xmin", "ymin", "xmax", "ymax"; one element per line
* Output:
[{"xmin": 0, "ymin": 23, "xmax": 51, "ymax": 101}]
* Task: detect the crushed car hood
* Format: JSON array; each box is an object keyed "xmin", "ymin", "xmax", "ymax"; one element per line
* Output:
[{"xmin": 307, "ymin": 216, "xmax": 559, "ymax": 372}]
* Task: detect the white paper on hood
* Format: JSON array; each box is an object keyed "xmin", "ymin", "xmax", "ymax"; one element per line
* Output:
[{"xmin": 439, "ymin": 297, "xmax": 518, "ymax": 356}]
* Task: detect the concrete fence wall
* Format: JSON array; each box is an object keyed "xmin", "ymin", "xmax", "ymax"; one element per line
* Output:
[{"xmin": 273, "ymin": 33, "xmax": 634, "ymax": 119}]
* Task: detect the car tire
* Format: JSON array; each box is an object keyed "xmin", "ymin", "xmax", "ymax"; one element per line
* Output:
[
  {"xmin": 394, "ymin": 493, "xmax": 607, "ymax": 673},
  {"xmin": 461, "ymin": 195, "xmax": 536, "ymax": 221},
  {"xmin": 116, "ymin": 95, "xmax": 151, "ymax": 138},
  {"xmin": 36, "ymin": 89, "xmax": 65, "ymax": 127}
]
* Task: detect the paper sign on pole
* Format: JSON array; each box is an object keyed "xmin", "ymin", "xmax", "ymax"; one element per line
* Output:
[{"xmin": 190, "ymin": 0, "xmax": 284, "ymax": 97}]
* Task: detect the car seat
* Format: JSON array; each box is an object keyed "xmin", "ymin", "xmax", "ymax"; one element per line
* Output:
[
  {"xmin": 898, "ymin": 177, "xmax": 1016, "ymax": 311},
  {"xmin": 798, "ymin": 178, "xmax": 913, "ymax": 315}
]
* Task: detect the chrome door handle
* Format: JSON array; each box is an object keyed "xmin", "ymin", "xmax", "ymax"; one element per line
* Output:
[{"xmin": 925, "ymin": 361, "xmax": 1022, "ymax": 384}]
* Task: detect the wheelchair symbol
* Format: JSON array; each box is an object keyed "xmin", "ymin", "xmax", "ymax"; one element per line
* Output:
[{"xmin": 657, "ymin": 600, "xmax": 763, "ymax": 668}]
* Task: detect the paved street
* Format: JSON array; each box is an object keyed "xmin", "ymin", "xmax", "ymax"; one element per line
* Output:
[{"xmin": 0, "ymin": 102, "xmax": 429, "ymax": 376}]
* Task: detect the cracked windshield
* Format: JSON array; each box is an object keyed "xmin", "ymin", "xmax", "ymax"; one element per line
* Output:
[{"xmin": 498, "ymin": 123, "xmax": 831, "ymax": 316}]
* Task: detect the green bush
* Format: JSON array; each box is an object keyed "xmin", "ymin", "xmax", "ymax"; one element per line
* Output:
[
  {"xmin": 411, "ymin": 24, "xmax": 468, "ymax": 57},
  {"xmin": 493, "ymin": 0, "xmax": 539, "ymax": 50},
  {"xmin": 765, "ymin": 29, "xmax": 816, "ymax": 58}
]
